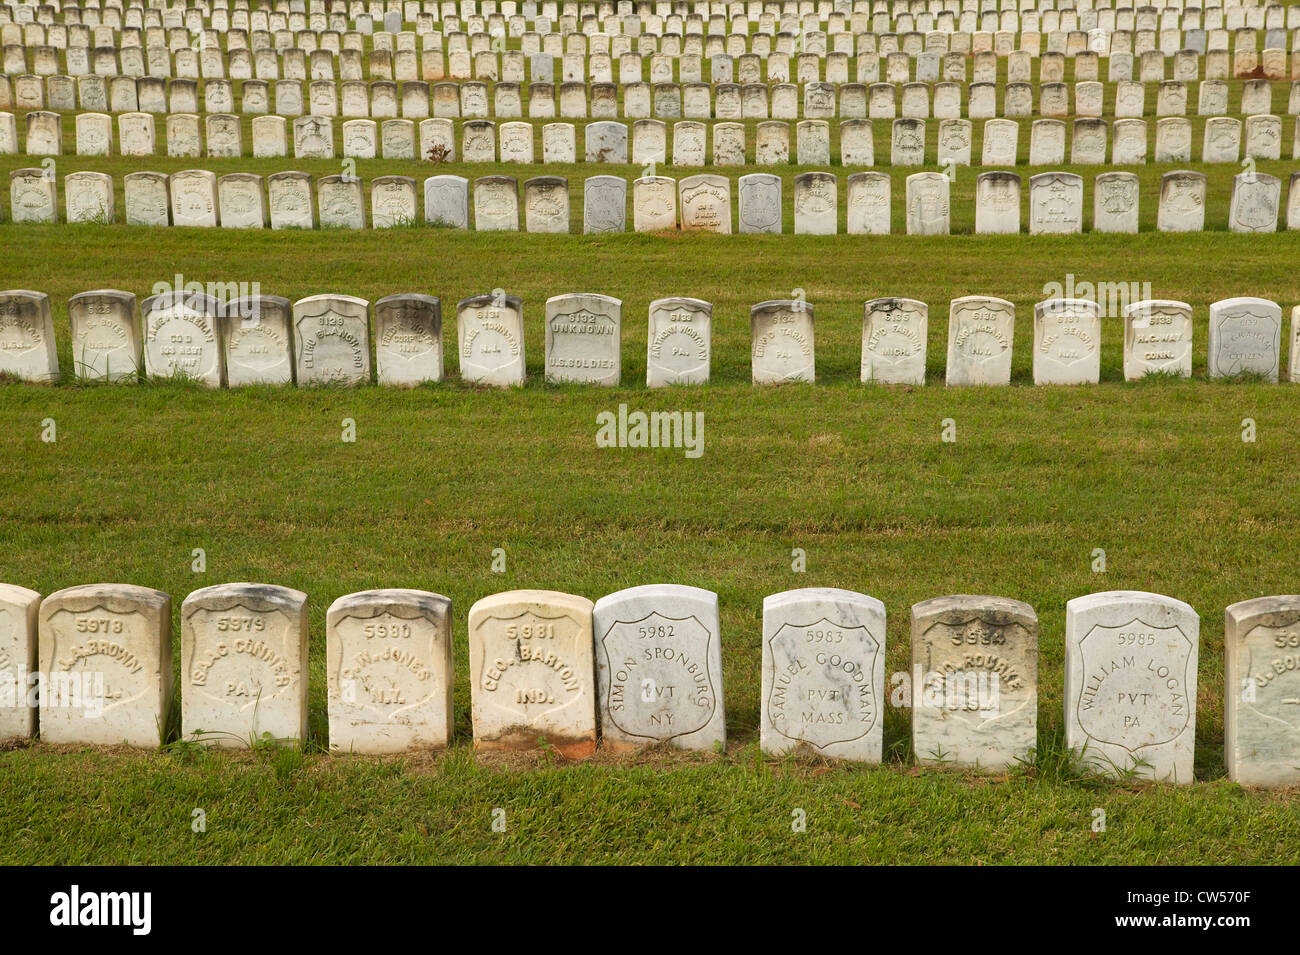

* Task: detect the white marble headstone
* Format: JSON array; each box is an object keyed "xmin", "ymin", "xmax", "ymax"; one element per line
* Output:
[
  {"xmin": 544, "ymin": 292, "xmax": 621, "ymax": 386},
  {"xmin": 646, "ymin": 297, "xmax": 711, "ymax": 387},
  {"xmin": 327, "ymin": 589, "xmax": 454, "ymax": 753},
  {"xmin": 457, "ymin": 292, "xmax": 526, "ymax": 386},
  {"xmin": 1123, "ymin": 300, "xmax": 1194, "ymax": 380},
  {"xmin": 751, "ymin": 300, "xmax": 815, "ymax": 384},
  {"xmin": 180, "ymin": 583, "xmax": 308, "ymax": 746},
  {"xmin": 761, "ymin": 588, "xmax": 886, "ymax": 762},
  {"xmin": 38, "ymin": 584, "xmax": 172, "ymax": 747},
  {"xmin": 911, "ymin": 595, "xmax": 1038, "ymax": 770},
  {"xmin": 1064, "ymin": 591, "xmax": 1199, "ymax": 782},
  {"xmin": 468, "ymin": 589, "xmax": 597, "ymax": 758},
  {"xmin": 594, "ymin": 584, "xmax": 725, "ymax": 752},
  {"xmin": 1224, "ymin": 596, "xmax": 1300, "ymax": 787}
]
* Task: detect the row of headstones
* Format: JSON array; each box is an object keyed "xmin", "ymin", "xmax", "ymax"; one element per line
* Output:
[
  {"xmin": 6, "ymin": 7, "xmax": 1295, "ymax": 50},
  {"xmin": 4, "ymin": 581, "xmax": 1297, "ymax": 786},
  {"xmin": 12, "ymin": 112, "xmax": 1299, "ymax": 170},
  {"xmin": 7, "ymin": 11, "xmax": 1298, "ymax": 65},
  {"xmin": 4, "ymin": 288, "xmax": 1297, "ymax": 388},
  {"xmin": 7, "ymin": 29, "xmax": 1300, "ymax": 80},
  {"xmin": 6, "ymin": 41, "xmax": 1300, "ymax": 96},
  {"xmin": 2, "ymin": 0, "xmax": 1291, "ymax": 35},
  {"xmin": 7, "ymin": 0, "xmax": 1291, "ymax": 34},
  {"xmin": 9, "ymin": 166, "xmax": 1299, "ymax": 236},
  {"xmin": 8, "ymin": 71, "xmax": 1299, "ymax": 121},
  {"xmin": 8, "ymin": 0, "xmax": 1297, "ymax": 36}
]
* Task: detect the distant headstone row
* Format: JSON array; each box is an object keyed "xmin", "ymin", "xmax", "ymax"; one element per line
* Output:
[
  {"xmin": 4, "ymin": 288, "xmax": 1298, "ymax": 387},
  {"xmin": 5, "ymin": 0, "xmax": 1300, "ymax": 85},
  {"xmin": 7, "ymin": 167, "xmax": 1300, "ymax": 234},
  {"xmin": 6, "ymin": 72, "xmax": 1300, "ymax": 119},
  {"xmin": 3, "ymin": 581, "xmax": 1298, "ymax": 786},
  {"xmin": 8, "ymin": 108, "xmax": 1300, "ymax": 166}
]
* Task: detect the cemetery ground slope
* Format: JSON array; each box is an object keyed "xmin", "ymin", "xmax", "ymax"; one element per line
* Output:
[{"xmin": 0, "ymin": 225, "xmax": 1299, "ymax": 863}]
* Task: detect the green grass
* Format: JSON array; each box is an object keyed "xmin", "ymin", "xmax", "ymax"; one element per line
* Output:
[{"xmin": 1, "ymin": 218, "xmax": 1299, "ymax": 864}]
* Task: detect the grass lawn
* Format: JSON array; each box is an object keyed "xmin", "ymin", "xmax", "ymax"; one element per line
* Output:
[{"xmin": 0, "ymin": 178, "xmax": 1299, "ymax": 863}]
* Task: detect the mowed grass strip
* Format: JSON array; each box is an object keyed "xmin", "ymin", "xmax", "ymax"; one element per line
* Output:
[{"xmin": 0, "ymin": 225, "xmax": 1298, "ymax": 864}]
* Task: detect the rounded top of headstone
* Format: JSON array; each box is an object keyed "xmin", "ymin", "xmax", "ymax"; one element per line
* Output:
[
  {"xmin": 41, "ymin": 583, "xmax": 171, "ymax": 616},
  {"xmin": 763, "ymin": 587, "xmax": 885, "ymax": 616},
  {"xmin": 1065, "ymin": 590, "xmax": 1198, "ymax": 621},
  {"xmin": 910, "ymin": 594, "xmax": 1038, "ymax": 624},
  {"xmin": 0, "ymin": 583, "xmax": 41, "ymax": 607},
  {"xmin": 594, "ymin": 584, "xmax": 717, "ymax": 614},
  {"xmin": 468, "ymin": 589, "xmax": 594, "ymax": 618},
  {"xmin": 327, "ymin": 588, "xmax": 450, "ymax": 621},
  {"xmin": 181, "ymin": 582, "xmax": 307, "ymax": 616}
]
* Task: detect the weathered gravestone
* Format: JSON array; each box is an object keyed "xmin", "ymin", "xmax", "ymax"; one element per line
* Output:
[
  {"xmin": 751, "ymin": 300, "xmax": 815, "ymax": 384},
  {"xmin": 424, "ymin": 174, "xmax": 469, "ymax": 228},
  {"xmin": 1208, "ymin": 297, "xmax": 1282, "ymax": 380},
  {"xmin": 266, "ymin": 171, "xmax": 315, "ymax": 230},
  {"xmin": 180, "ymin": 584, "xmax": 308, "ymax": 746},
  {"xmin": 169, "ymin": 169, "xmax": 219, "ymax": 226},
  {"xmin": 141, "ymin": 290, "xmax": 224, "ymax": 386},
  {"xmin": 911, "ymin": 595, "xmax": 1038, "ymax": 770},
  {"xmin": 468, "ymin": 590, "xmax": 596, "ymax": 758},
  {"xmin": 583, "ymin": 176, "xmax": 626, "ymax": 234},
  {"xmin": 1028, "ymin": 172, "xmax": 1084, "ymax": 234},
  {"xmin": 793, "ymin": 171, "xmax": 837, "ymax": 235},
  {"xmin": 1093, "ymin": 171, "xmax": 1140, "ymax": 234},
  {"xmin": 974, "ymin": 171, "xmax": 1021, "ymax": 235},
  {"xmin": 68, "ymin": 289, "xmax": 140, "ymax": 382},
  {"xmin": 981, "ymin": 118, "xmax": 1019, "ymax": 166},
  {"xmin": 0, "ymin": 290, "xmax": 58, "ymax": 382},
  {"xmin": 646, "ymin": 297, "xmax": 711, "ymax": 387},
  {"xmin": 946, "ymin": 296, "xmax": 1015, "ymax": 386},
  {"xmin": 1203, "ymin": 116, "xmax": 1241, "ymax": 162},
  {"xmin": 371, "ymin": 175, "xmax": 417, "ymax": 228},
  {"xmin": 473, "ymin": 175, "xmax": 519, "ymax": 231},
  {"xmin": 1123, "ymin": 300, "xmax": 1195, "ymax": 380},
  {"xmin": 9, "ymin": 168, "xmax": 57, "ymax": 224},
  {"xmin": 633, "ymin": 175, "xmax": 677, "ymax": 231},
  {"xmin": 65, "ymin": 171, "xmax": 115, "ymax": 224},
  {"xmin": 1224, "ymin": 596, "xmax": 1300, "ymax": 787},
  {"xmin": 1293, "ymin": 306, "xmax": 1300, "ymax": 383},
  {"xmin": 593, "ymin": 585, "xmax": 725, "ymax": 752},
  {"xmin": 38, "ymin": 584, "xmax": 172, "ymax": 747},
  {"xmin": 317, "ymin": 175, "xmax": 366, "ymax": 228},
  {"xmin": 678, "ymin": 174, "xmax": 731, "ymax": 233},
  {"xmin": 327, "ymin": 589, "xmax": 454, "ymax": 753},
  {"xmin": 1033, "ymin": 298, "xmax": 1102, "ymax": 385},
  {"xmin": 218, "ymin": 173, "xmax": 266, "ymax": 229},
  {"xmin": 544, "ymin": 293, "xmax": 621, "ymax": 386},
  {"xmin": 1228, "ymin": 172, "xmax": 1281, "ymax": 233},
  {"xmin": 222, "ymin": 295, "xmax": 294, "ymax": 386},
  {"xmin": 523, "ymin": 175, "xmax": 570, "ymax": 233},
  {"xmin": 760, "ymin": 588, "xmax": 886, "ymax": 762},
  {"xmin": 737, "ymin": 173, "xmax": 782, "ymax": 234},
  {"xmin": 0, "ymin": 583, "xmax": 39, "ymax": 741},
  {"xmin": 1064, "ymin": 591, "xmax": 1199, "ymax": 782},
  {"xmin": 123, "ymin": 171, "xmax": 170, "ymax": 227},
  {"xmin": 457, "ymin": 293, "xmax": 526, "ymax": 387},
  {"xmin": 862, "ymin": 297, "xmax": 928, "ymax": 385},
  {"xmin": 293, "ymin": 294, "xmax": 371, "ymax": 386},
  {"xmin": 375, "ymin": 293, "xmax": 442, "ymax": 386},
  {"xmin": 846, "ymin": 172, "xmax": 891, "ymax": 234},
  {"xmin": 905, "ymin": 172, "xmax": 950, "ymax": 235},
  {"xmin": 1157, "ymin": 170, "xmax": 1207, "ymax": 232}
]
